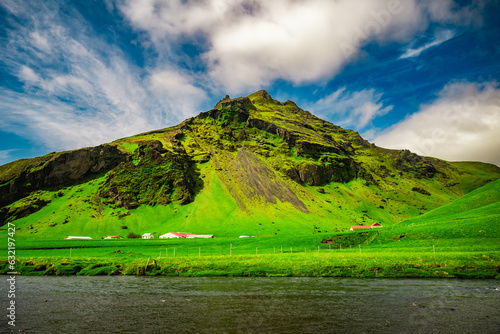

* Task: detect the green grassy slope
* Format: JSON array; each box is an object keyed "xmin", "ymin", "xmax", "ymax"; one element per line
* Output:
[{"xmin": 363, "ymin": 178, "xmax": 500, "ymax": 252}]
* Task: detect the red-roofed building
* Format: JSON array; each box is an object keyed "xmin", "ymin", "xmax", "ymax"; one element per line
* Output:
[
  {"xmin": 159, "ymin": 232, "xmax": 196, "ymax": 239},
  {"xmin": 104, "ymin": 235, "xmax": 123, "ymax": 239}
]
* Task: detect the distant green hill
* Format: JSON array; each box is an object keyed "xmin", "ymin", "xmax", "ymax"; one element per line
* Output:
[
  {"xmin": 367, "ymin": 178, "xmax": 500, "ymax": 252},
  {"xmin": 1, "ymin": 90, "xmax": 499, "ymax": 239}
]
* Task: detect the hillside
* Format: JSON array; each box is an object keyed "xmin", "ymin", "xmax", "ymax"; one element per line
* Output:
[
  {"xmin": 1, "ymin": 90, "xmax": 499, "ymax": 239},
  {"xmin": 366, "ymin": 178, "xmax": 500, "ymax": 252}
]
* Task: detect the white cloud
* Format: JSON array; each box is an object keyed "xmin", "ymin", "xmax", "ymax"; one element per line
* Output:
[
  {"xmin": 374, "ymin": 80, "xmax": 500, "ymax": 165},
  {"xmin": 149, "ymin": 69, "xmax": 208, "ymax": 120},
  {"xmin": 423, "ymin": 0, "xmax": 485, "ymax": 26},
  {"xmin": 400, "ymin": 29, "xmax": 455, "ymax": 59},
  {"xmin": 0, "ymin": 1, "xmax": 208, "ymax": 153},
  {"xmin": 0, "ymin": 149, "xmax": 17, "ymax": 166},
  {"xmin": 18, "ymin": 66, "xmax": 40, "ymax": 83},
  {"xmin": 308, "ymin": 87, "xmax": 392, "ymax": 131},
  {"xmin": 30, "ymin": 31, "xmax": 51, "ymax": 53},
  {"xmin": 118, "ymin": 0, "xmax": 482, "ymax": 94}
]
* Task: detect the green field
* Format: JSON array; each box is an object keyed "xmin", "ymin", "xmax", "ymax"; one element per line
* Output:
[{"xmin": 2, "ymin": 179, "xmax": 499, "ymax": 278}]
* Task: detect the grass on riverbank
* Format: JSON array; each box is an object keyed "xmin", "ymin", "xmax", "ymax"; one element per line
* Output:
[{"xmin": 3, "ymin": 250, "xmax": 499, "ymax": 278}]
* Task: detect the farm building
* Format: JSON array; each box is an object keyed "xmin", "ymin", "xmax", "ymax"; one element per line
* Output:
[
  {"xmin": 159, "ymin": 232, "xmax": 195, "ymax": 239},
  {"xmin": 64, "ymin": 236, "xmax": 92, "ymax": 240},
  {"xmin": 159, "ymin": 232, "xmax": 214, "ymax": 239},
  {"xmin": 142, "ymin": 233, "xmax": 154, "ymax": 239},
  {"xmin": 104, "ymin": 235, "xmax": 123, "ymax": 239},
  {"xmin": 350, "ymin": 223, "xmax": 383, "ymax": 231}
]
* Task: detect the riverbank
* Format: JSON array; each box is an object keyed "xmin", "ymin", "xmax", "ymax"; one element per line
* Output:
[{"xmin": 3, "ymin": 250, "xmax": 499, "ymax": 278}]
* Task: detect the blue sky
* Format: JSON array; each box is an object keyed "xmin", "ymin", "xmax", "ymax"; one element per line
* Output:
[{"xmin": 1, "ymin": 0, "xmax": 499, "ymax": 166}]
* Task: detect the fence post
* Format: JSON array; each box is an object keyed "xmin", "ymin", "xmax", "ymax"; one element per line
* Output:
[
  {"xmin": 230, "ymin": 243, "xmax": 232, "ymax": 256},
  {"xmin": 291, "ymin": 247, "xmax": 293, "ymax": 253},
  {"xmin": 174, "ymin": 248, "xmax": 176, "ymax": 258},
  {"xmin": 166, "ymin": 248, "xmax": 168, "ymax": 258},
  {"xmin": 256, "ymin": 247, "xmax": 258, "ymax": 255},
  {"xmin": 359, "ymin": 245, "xmax": 361, "ymax": 254},
  {"xmin": 199, "ymin": 247, "xmax": 201, "ymax": 257},
  {"xmin": 281, "ymin": 246, "xmax": 283, "ymax": 254}
]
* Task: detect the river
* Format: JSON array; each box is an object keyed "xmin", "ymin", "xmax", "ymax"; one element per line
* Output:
[{"xmin": 1, "ymin": 276, "xmax": 499, "ymax": 333}]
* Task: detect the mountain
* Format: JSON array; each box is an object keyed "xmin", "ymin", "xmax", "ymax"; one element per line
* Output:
[{"xmin": 1, "ymin": 90, "xmax": 499, "ymax": 238}]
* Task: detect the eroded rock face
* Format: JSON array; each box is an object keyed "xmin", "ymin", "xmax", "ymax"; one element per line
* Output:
[
  {"xmin": 235, "ymin": 147, "xmax": 308, "ymax": 213},
  {"xmin": 0, "ymin": 145, "xmax": 126, "ymax": 208}
]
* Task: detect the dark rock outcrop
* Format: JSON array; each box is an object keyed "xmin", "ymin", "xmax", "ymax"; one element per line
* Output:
[
  {"xmin": 0, "ymin": 145, "xmax": 126, "ymax": 208},
  {"xmin": 395, "ymin": 150, "xmax": 437, "ymax": 178},
  {"xmin": 199, "ymin": 96, "xmax": 254, "ymax": 124},
  {"xmin": 412, "ymin": 187, "xmax": 431, "ymax": 196},
  {"xmin": 295, "ymin": 140, "xmax": 346, "ymax": 159},
  {"xmin": 246, "ymin": 118, "xmax": 297, "ymax": 146},
  {"xmin": 0, "ymin": 197, "xmax": 51, "ymax": 224},
  {"xmin": 284, "ymin": 157, "xmax": 357, "ymax": 186},
  {"xmin": 215, "ymin": 96, "xmax": 256, "ymax": 112}
]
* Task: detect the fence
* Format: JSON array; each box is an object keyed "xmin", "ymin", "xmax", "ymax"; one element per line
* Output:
[{"xmin": 156, "ymin": 243, "xmax": 372, "ymax": 259}]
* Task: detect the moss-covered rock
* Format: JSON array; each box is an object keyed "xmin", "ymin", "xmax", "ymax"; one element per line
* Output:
[
  {"xmin": 0, "ymin": 195, "xmax": 51, "ymax": 224},
  {"xmin": 99, "ymin": 141, "xmax": 202, "ymax": 209},
  {"xmin": 394, "ymin": 150, "xmax": 437, "ymax": 178}
]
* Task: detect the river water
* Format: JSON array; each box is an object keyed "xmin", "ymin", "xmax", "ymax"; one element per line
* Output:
[{"xmin": 1, "ymin": 276, "xmax": 499, "ymax": 333}]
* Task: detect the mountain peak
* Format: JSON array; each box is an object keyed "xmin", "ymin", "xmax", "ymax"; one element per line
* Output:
[
  {"xmin": 213, "ymin": 94, "xmax": 255, "ymax": 112},
  {"xmin": 213, "ymin": 90, "xmax": 299, "ymax": 112},
  {"xmin": 247, "ymin": 90, "xmax": 278, "ymax": 105}
]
